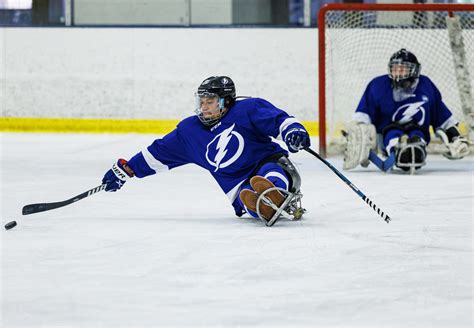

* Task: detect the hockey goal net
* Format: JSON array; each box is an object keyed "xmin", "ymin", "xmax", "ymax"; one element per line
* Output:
[{"xmin": 318, "ymin": 3, "xmax": 474, "ymax": 157}]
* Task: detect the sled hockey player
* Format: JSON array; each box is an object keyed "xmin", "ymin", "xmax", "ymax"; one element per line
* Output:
[
  {"xmin": 343, "ymin": 48, "xmax": 470, "ymax": 174},
  {"xmin": 101, "ymin": 76, "xmax": 310, "ymax": 226}
]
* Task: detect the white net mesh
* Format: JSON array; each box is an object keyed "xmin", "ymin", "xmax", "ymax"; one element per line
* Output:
[{"xmin": 321, "ymin": 5, "xmax": 474, "ymax": 155}]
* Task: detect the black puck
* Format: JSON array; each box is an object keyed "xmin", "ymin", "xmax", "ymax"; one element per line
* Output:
[{"xmin": 5, "ymin": 221, "xmax": 17, "ymax": 230}]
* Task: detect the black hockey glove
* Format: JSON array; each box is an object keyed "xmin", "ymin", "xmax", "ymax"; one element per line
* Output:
[
  {"xmin": 102, "ymin": 159, "xmax": 135, "ymax": 192},
  {"xmin": 284, "ymin": 128, "xmax": 311, "ymax": 153}
]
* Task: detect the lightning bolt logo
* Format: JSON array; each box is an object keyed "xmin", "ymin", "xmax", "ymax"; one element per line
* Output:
[
  {"xmin": 392, "ymin": 100, "xmax": 427, "ymax": 126},
  {"xmin": 206, "ymin": 124, "xmax": 245, "ymax": 172}
]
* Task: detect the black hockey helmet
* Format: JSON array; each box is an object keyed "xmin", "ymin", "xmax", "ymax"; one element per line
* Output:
[
  {"xmin": 388, "ymin": 49, "xmax": 421, "ymax": 89},
  {"xmin": 197, "ymin": 76, "xmax": 236, "ymax": 100},
  {"xmin": 195, "ymin": 76, "xmax": 236, "ymax": 126}
]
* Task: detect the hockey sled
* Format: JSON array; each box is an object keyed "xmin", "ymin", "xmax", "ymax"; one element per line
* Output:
[
  {"xmin": 255, "ymin": 186, "xmax": 306, "ymax": 227},
  {"xmin": 241, "ymin": 176, "xmax": 306, "ymax": 227}
]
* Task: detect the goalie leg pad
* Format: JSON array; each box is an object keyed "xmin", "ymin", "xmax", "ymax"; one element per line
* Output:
[{"xmin": 343, "ymin": 122, "xmax": 377, "ymax": 170}]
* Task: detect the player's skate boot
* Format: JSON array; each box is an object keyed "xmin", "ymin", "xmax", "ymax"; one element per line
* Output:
[
  {"xmin": 250, "ymin": 176, "xmax": 286, "ymax": 221},
  {"xmin": 239, "ymin": 176, "xmax": 287, "ymax": 224},
  {"xmin": 239, "ymin": 189, "xmax": 259, "ymax": 213},
  {"xmin": 240, "ymin": 176, "xmax": 306, "ymax": 226}
]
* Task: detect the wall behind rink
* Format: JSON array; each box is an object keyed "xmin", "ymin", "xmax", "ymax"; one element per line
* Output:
[{"xmin": 0, "ymin": 27, "xmax": 318, "ymax": 133}]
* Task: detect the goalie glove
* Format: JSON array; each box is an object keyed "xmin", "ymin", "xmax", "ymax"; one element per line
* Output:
[
  {"xmin": 102, "ymin": 159, "xmax": 135, "ymax": 192},
  {"xmin": 435, "ymin": 128, "xmax": 470, "ymax": 160},
  {"xmin": 343, "ymin": 122, "xmax": 377, "ymax": 170},
  {"xmin": 443, "ymin": 136, "xmax": 469, "ymax": 160}
]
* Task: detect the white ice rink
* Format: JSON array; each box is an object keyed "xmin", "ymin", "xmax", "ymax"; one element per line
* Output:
[{"xmin": 1, "ymin": 133, "xmax": 472, "ymax": 327}]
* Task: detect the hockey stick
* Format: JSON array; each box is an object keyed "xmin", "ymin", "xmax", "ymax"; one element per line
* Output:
[
  {"xmin": 22, "ymin": 184, "xmax": 106, "ymax": 215},
  {"xmin": 305, "ymin": 148, "xmax": 391, "ymax": 223},
  {"xmin": 368, "ymin": 150, "xmax": 396, "ymax": 172}
]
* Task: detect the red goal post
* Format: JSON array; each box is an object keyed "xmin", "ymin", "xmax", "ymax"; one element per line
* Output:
[{"xmin": 318, "ymin": 3, "xmax": 474, "ymax": 157}]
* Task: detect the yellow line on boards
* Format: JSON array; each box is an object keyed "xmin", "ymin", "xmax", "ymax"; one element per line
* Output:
[
  {"xmin": 0, "ymin": 117, "xmax": 321, "ymax": 136},
  {"xmin": 0, "ymin": 118, "xmax": 180, "ymax": 134},
  {"xmin": 1, "ymin": 118, "xmax": 466, "ymax": 138}
]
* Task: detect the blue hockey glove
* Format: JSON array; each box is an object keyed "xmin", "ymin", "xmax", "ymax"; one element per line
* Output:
[
  {"xmin": 102, "ymin": 159, "xmax": 135, "ymax": 192},
  {"xmin": 284, "ymin": 128, "xmax": 311, "ymax": 153}
]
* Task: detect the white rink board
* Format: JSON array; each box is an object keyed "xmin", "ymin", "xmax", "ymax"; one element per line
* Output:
[
  {"xmin": 1, "ymin": 133, "xmax": 472, "ymax": 327},
  {"xmin": 0, "ymin": 28, "xmax": 317, "ymax": 120}
]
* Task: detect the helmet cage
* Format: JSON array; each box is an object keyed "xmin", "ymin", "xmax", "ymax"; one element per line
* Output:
[
  {"xmin": 387, "ymin": 49, "xmax": 421, "ymax": 89},
  {"xmin": 388, "ymin": 61, "xmax": 419, "ymax": 80},
  {"xmin": 194, "ymin": 92, "xmax": 225, "ymax": 126},
  {"xmin": 194, "ymin": 76, "xmax": 236, "ymax": 126}
]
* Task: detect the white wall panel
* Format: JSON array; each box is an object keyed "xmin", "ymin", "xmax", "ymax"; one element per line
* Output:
[
  {"xmin": 1, "ymin": 28, "xmax": 318, "ymax": 120},
  {"xmin": 74, "ymin": 0, "xmax": 190, "ymax": 25}
]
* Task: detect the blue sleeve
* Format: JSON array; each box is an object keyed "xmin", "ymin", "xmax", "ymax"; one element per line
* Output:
[
  {"xmin": 127, "ymin": 129, "xmax": 191, "ymax": 178},
  {"xmin": 429, "ymin": 80, "xmax": 454, "ymax": 129},
  {"xmin": 355, "ymin": 80, "xmax": 377, "ymax": 121},
  {"xmin": 247, "ymin": 98, "xmax": 307, "ymax": 140}
]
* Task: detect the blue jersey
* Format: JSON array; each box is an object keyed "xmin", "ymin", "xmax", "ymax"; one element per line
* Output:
[
  {"xmin": 355, "ymin": 75, "xmax": 454, "ymax": 142},
  {"xmin": 126, "ymin": 98, "xmax": 305, "ymax": 215}
]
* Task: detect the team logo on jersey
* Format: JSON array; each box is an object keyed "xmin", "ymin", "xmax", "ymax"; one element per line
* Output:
[
  {"xmin": 392, "ymin": 100, "xmax": 427, "ymax": 126},
  {"xmin": 206, "ymin": 124, "xmax": 244, "ymax": 172}
]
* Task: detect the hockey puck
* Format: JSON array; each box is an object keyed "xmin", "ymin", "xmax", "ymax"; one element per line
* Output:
[{"xmin": 4, "ymin": 221, "xmax": 17, "ymax": 230}]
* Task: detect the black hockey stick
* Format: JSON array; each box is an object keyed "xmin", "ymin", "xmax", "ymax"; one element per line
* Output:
[
  {"xmin": 22, "ymin": 184, "xmax": 106, "ymax": 215},
  {"xmin": 305, "ymin": 148, "xmax": 391, "ymax": 223}
]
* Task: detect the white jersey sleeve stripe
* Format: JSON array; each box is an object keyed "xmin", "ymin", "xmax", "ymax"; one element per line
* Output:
[
  {"xmin": 142, "ymin": 148, "xmax": 169, "ymax": 173},
  {"xmin": 264, "ymin": 172, "xmax": 289, "ymax": 190},
  {"xmin": 278, "ymin": 117, "xmax": 301, "ymax": 140}
]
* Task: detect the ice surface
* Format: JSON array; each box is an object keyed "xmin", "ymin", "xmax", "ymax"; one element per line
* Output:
[{"xmin": 1, "ymin": 133, "xmax": 472, "ymax": 327}]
